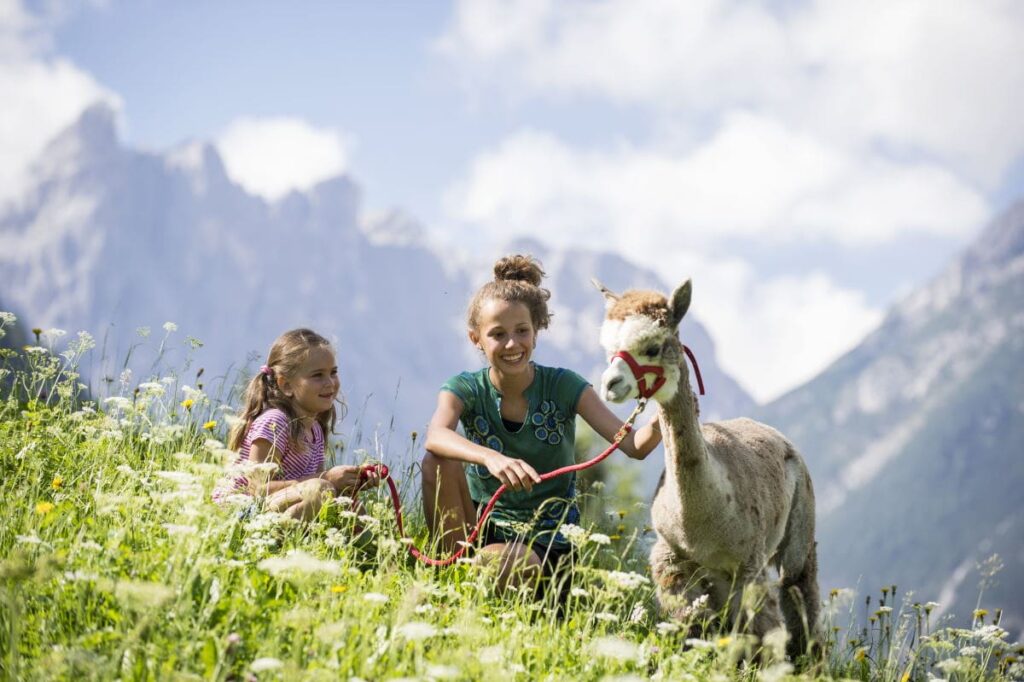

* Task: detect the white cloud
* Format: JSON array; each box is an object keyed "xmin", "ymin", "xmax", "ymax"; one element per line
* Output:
[
  {"xmin": 215, "ymin": 117, "xmax": 352, "ymax": 201},
  {"xmin": 444, "ymin": 116, "xmax": 988, "ymax": 249},
  {"xmin": 440, "ymin": 0, "xmax": 1024, "ymax": 187},
  {"xmin": 0, "ymin": 0, "xmax": 119, "ymax": 206}
]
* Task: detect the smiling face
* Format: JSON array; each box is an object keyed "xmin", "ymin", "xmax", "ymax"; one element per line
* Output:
[
  {"xmin": 278, "ymin": 345, "xmax": 340, "ymax": 419},
  {"xmin": 470, "ymin": 298, "xmax": 537, "ymax": 379}
]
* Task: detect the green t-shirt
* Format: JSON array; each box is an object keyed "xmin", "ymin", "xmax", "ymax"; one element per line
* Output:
[{"xmin": 441, "ymin": 363, "xmax": 590, "ymax": 549}]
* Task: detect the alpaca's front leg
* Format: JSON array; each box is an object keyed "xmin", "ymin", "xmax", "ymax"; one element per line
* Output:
[{"xmin": 650, "ymin": 536, "xmax": 719, "ymax": 632}]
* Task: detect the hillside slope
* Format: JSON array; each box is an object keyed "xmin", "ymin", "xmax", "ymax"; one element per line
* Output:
[{"xmin": 757, "ymin": 201, "xmax": 1024, "ymax": 635}]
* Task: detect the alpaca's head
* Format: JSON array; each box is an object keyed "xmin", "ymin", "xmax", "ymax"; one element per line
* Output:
[{"xmin": 594, "ymin": 279, "xmax": 692, "ymax": 403}]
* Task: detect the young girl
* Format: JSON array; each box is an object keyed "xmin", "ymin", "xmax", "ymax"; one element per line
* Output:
[
  {"xmin": 214, "ymin": 328, "xmax": 378, "ymax": 519},
  {"xmin": 422, "ymin": 255, "xmax": 662, "ymax": 591}
]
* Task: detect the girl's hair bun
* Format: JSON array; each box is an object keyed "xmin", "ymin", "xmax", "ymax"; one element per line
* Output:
[{"xmin": 493, "ymin": 254, "xmax": 544, "ymax": 287}]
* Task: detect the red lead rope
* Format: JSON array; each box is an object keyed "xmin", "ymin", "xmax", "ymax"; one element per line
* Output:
[{"xmin": 352, "ymin": 399, "xmax": 649, "ymax": 567}]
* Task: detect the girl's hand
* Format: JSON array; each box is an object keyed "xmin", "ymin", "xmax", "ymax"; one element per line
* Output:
[
  {"xmin": 323, "ymin": 465, "xmax": 375, "ymax": 494},
  {"xmin": 483, "ymin": 452, "xmax": 542, "ymax": 492}
]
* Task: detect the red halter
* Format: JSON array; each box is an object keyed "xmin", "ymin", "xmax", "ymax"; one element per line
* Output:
[{"xmin": 612, "ymin": 344, "xmax": 705, "ymax": 400}]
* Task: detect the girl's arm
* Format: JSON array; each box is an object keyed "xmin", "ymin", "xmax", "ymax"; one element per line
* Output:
[
  {"xmin": 246, "ymin": 438, "xmax": 301, "ymax": 494},
  {"xmin": 424, "ymin": 391, "xmax": 542, "ymax": 492},
  {"xmin": 576, "ymin": 387, "xmax": 661, "ymax": 460}
]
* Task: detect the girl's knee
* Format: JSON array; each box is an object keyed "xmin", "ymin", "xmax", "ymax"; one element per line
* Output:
[{"xmin": 421, "ymin": 451, "xmax": 460, "ymax": 488}]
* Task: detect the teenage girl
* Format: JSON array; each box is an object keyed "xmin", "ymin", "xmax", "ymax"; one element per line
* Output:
[
  {"xmin": 214, "ymin": 328, "xmax": 378, "ymax": 519},
  {"xmin": 422, "ymin": 256, "xmax": 662, "ymax": 590}
]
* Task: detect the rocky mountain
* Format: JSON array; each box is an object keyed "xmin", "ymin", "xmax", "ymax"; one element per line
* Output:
[
  {"xmin": 0, "ymin": 105, "xmax": 752, "ymax": 482},
  {"xmin": 757, "ymin": 200, "xmax": 1024, "ymax": 636}
]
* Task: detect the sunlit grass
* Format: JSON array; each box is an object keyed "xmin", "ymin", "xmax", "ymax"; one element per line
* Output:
[{"xmin": 0, "ymin": 314, "xmax": 1020, "ymax": 680}]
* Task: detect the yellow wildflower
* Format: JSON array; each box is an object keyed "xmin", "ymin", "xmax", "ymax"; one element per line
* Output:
[
  {"xmin": 203, "ymin": 420, "xmax": 217, "ymax": 431},
  {"xmin": 974, "ymin": 609, "xmax": 988, "ymax": 620},
  {"xmin": 717, "ymin": 636, "xmax": 732, "ymax": 648},
  {"xmin": 830, "ymin": 588, "xmax": 840, "ymax": 599},
  {"xmin": 330, "ymin": 585, "xmax": 348, "ymax": 594},
  {"xmin": 854, "ymin": 647, "xmax": 867, "ymax": 662},
  {"xmin": 181, "ymin": 399, "xmax": 194, "ymax": 410},
  {"xmin": 901, "ymin": 672, "xmax": 910, "ymax": 682},
  {"xmin": 51, "ymin": 475, "xmax": 63, "ymax": 490},
  {"xmin": 35, "ymin": 501, "xmax": 54, "ymax": 515}
]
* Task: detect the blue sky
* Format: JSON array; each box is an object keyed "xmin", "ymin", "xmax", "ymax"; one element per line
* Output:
[{"xmin": 3, "ymin": 0, "xmax": 1023, "ymax": 401}]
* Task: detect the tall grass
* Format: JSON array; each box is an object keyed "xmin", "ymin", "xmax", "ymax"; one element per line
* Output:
[{"xmin": 0, "ymin": 315, "xmax": 1020, "ymax": 681}]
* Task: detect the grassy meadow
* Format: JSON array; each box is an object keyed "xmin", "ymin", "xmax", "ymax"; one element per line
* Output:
[{"xmin": 0, "ymin": 316, "xmax": 1021, "ymax": 681}]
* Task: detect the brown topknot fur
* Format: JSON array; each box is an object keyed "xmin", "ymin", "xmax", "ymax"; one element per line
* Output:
[{"xmin": 606, "ymin": 290, "xmax": 671, "ymax": 325}]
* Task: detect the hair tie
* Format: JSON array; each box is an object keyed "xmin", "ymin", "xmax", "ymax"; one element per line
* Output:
[{"xmin": 260, "ymin": 364, "xmax": 273, "ymax": 377}]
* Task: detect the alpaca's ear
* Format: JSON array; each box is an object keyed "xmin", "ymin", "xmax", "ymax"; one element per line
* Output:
[
  {"xmin": 592, "ymin": 278, "xmax": 619, "ymax": 308},
  {"xmin": 669, "ymin": 279, "xmax": 692, "ymax": 328}
]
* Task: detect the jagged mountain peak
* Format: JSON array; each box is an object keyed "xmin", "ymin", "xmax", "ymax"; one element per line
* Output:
[{"xmin": 34, "ymin": 103, "xmax": 121, "ymax": 170}]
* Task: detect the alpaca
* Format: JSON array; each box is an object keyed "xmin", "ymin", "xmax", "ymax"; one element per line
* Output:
[{"xmin": 595, "ymin": 278, "xmax": 820, "ymax": 659}]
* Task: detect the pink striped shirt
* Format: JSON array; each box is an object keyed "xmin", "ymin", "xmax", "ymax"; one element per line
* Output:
[{"xmin": 213, "ymin": 408, "xmax": 325, "ymax": 500}]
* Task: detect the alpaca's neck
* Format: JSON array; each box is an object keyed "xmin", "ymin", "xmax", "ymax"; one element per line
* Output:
[{"xmin": 658, "ymin": 360, "xmax": 707, "ymax": 484}]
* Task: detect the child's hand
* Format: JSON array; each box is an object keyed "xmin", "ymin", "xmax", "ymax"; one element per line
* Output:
[
  {"xmin": 483, "ymin": 452, "xmax": 542, "ymax": 492},
  {"xmin": 323, "ymin": 465, "xmax": 374, "ymax": 494}
]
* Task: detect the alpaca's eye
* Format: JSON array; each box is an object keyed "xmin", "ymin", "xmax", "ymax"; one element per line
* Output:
[{"xmin": 644, "ymin": 346, "xmax": 660, "ymax": 358}]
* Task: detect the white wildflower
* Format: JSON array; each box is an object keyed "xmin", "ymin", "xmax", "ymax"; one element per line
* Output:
[
  {"xmin": 477, "ymin": 646, "xmax": 503, "ymax": 664},
  {"xmin": 162, "ymin": 523, "xmax": 198, "ymax": 536},
  {"xmin": 570, "ymin": 587, "xmax": 589, "ymax": 598},
  {"xmin": 204, "ymin": 577, "xmax": 221, "ymax": 607},
  {"xmin": 258, "ymin": 550, "xmax": 341, "ymax": 577},
  {"xmin": 0, "ymin": 311, "xmax": 16, "ymax": 325},
  {"xmin": 590, "ymin": 532, "xmax": 611, "ymax": 545},
  {"xmin": 589, "ymin": 635, "xmax": 639, "ymax": 661},
  {"xmin": 656, "ymin": 621, "xmax": 681, "ymax": 635},
  {"xmin": 925, "ymin": 601, "xmax": 940, "ymax": 610},
  {"xmin": 425, "ymin": 664, "xmax": 460, "ymax": 679},
  {"xmin": 163, "ymin": 321, "xmax": 178, "ymax": 333},
  {"xmin": 63, "ymin": 570, "xmax": 98, "ymax": 582},
  {"xmin": 594, "ymin": 612, "xmax": 619, "ymax": 623},
  {"xmin": 237, "ymin": 461, "xmax": 279, "ymax": 478},
  {"xmin": 685, "ymin": 638, "xmax": 715, "ymax": 649},
  {"xmin": 959, "ymin": 645, "xmax": 980, "ymax": 656},
  {"xmin": 877, "ymin": 605, "xmax": 893, "ymax": 614},
  {"xmin": 976, "ymin": 624, "xmax": 1008, "ymax": 644},
  {"xmin": 604, "ymin": 570, "xmax": 650, "ymax": 590},
  {"xmin": 137, "ymin": 381, "xmax": 165, "ymax": 396},
  {"xmin": 155, "ymin": 471, "xmax": 196, "ymax": 485},
  {"xmin": 16, "ymin": 534, "xmax": 51, "ymax": 548},
  {"xmin": 363, "ymin": 592, "xmax": 388, "ymax": 604},
  {"xmin": 78, "ymin": 540, "xmax": 103, "ymax": 552},
  {"xmin": 250, "ymin": 657, "xmax": 283, "ymax": 672},
  {"xmin": 629, "ymin": 603, "xmax": 647, "ymax": 623},
  {"xmin": 414, "ymin": 603, "xmax": 435, "ymax": 615},
  {"xmin": 559, "ymin": 523, "xmax": 590, "ymax": 546},
  {"xmin": 937, "ymin": 659, "xmax": 967, "ymax": 675},
  {"xmin": 394, "ymin": 621, "xmax": 437, "ymax": 641},
  {"xmin": 41, "ymin": 328, "xmax": 66, "ymax": 344},
  {"xmin": 357, "ymin": 514, "xmax": 379, "ymax": 526},
  {"xmin": 24, "ymin": 346, "xmax": 47, "ymax": 355}
]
